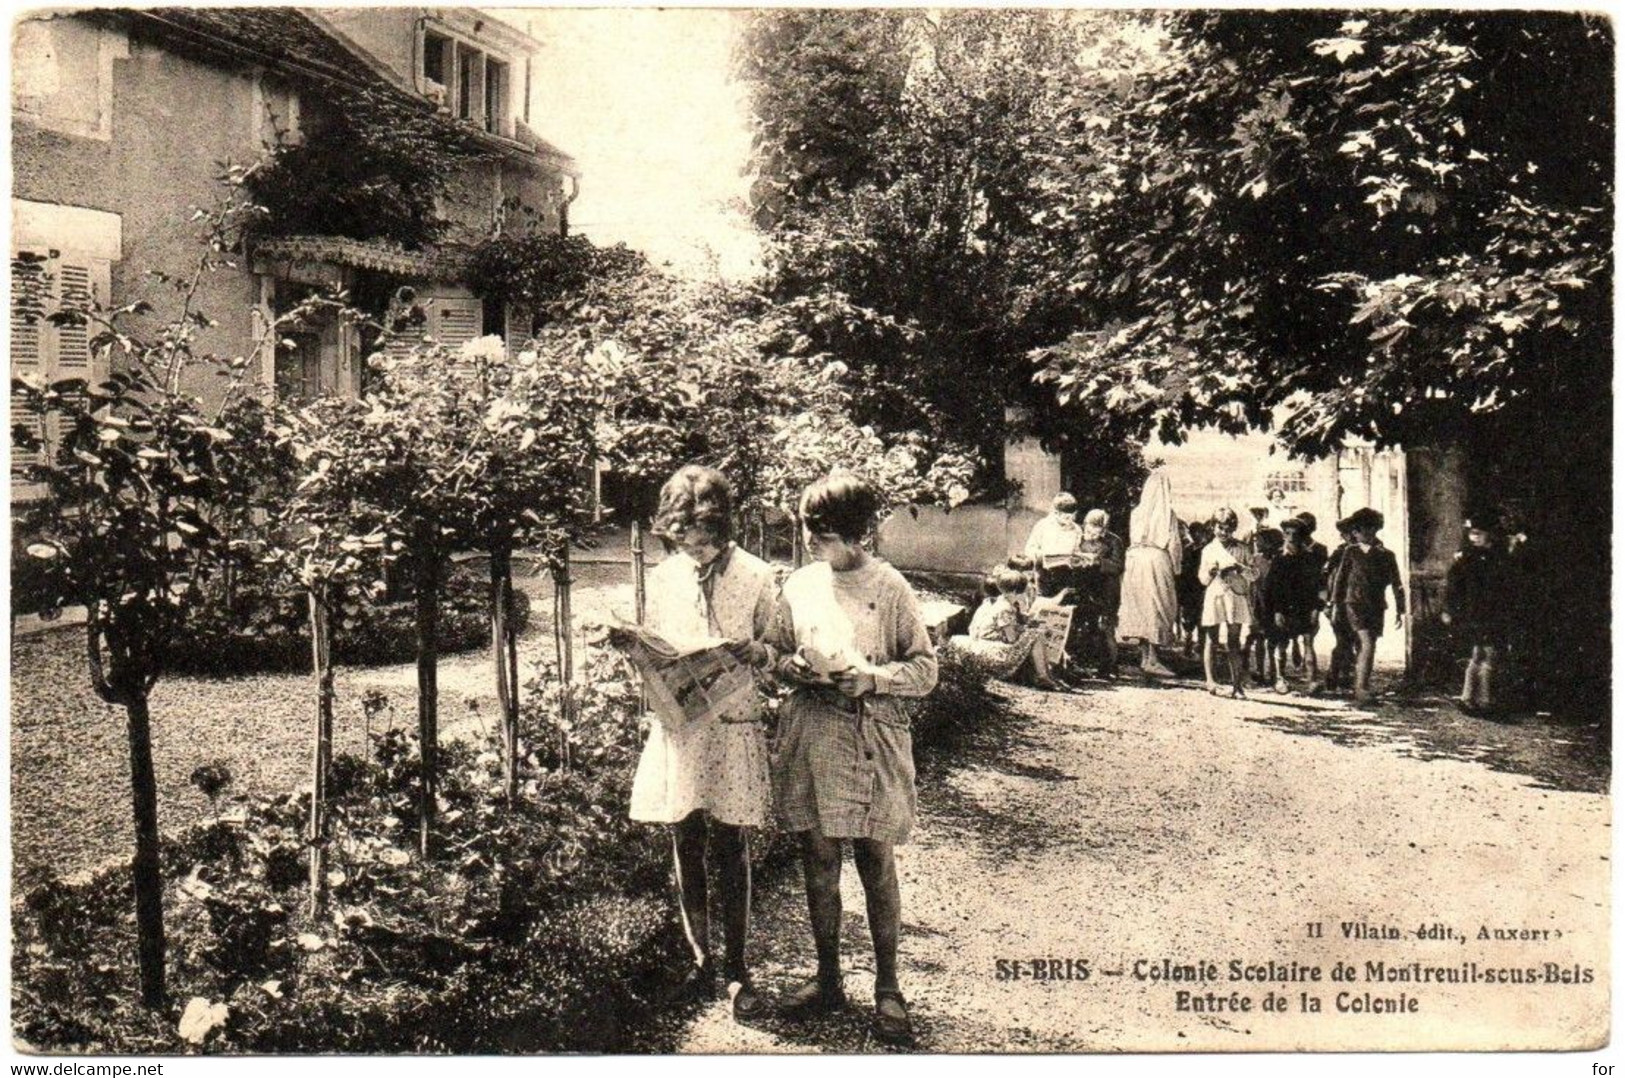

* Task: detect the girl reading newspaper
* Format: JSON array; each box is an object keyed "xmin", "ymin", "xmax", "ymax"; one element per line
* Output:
[{"xmin": 628, "ymin": 465, "xmax": 775, "ymax": 1021}]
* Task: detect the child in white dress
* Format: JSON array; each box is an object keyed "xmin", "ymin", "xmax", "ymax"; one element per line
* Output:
[
  {"xmin": 629, "ymin": 465, "xmax": 774, "ymax": 1020},
  {"xmin": 1199, "ymin": 507, "xmax": 1254, "ymax": 698}
]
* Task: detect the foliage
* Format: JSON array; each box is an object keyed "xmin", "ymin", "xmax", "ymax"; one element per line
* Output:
[
  {"xmin": 164, "ymin": 561, "xmax": 531, "ymax": 675},
  {"xmin": 1026, "ymin": 11, "xmax": 1612, "ymax": 458},
  {"xmin": 11, "ymin": 703, "xmax": 677, "ymax": 1053},
  {"xmin": 523, "ymin": 254, "xmax": 977, "ymax": 524},
  {"xmin": 9, "ymin": 184, "xmax": 311, "ymax": 1005},
  {"xmin": 737, "ymin": 10, "xmax": 1152, "ymax": 491},
  {"xmin": 244, "ymin": 85, "xmax": 490, "ymax": 250},
  {"xmin": 466, "ymin": 222, "xmax": 646, "ymax": 321}
]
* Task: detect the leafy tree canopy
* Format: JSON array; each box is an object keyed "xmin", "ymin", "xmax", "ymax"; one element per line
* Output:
[
  {"xmin": 1028, "ymin": 11, "xmax": 1612, "ymax": 458},
  {"xmin": 737, "ymin": 10, "xmax": 1153, "ymax": 495}
]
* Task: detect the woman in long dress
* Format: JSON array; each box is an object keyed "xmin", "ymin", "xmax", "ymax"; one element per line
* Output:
[{"xmin": 1117, "ymin": 470, "xmax": 1183, "ymax": 677}]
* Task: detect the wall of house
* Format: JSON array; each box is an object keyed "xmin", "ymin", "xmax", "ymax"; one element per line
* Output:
[
  {"xmin": 13, "ymin": 16, "xmax": 297, "ymax": 411},
  {"xmin": 439, "ymin": 157, "xmax": 564, "ymax": 245},
  {"xmin": 312, "ymin": 7, "xmax": 417, "ymax": 81}
]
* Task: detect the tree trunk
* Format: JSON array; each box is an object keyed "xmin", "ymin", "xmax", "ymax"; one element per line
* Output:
[
  {"xmin": 630, "ymin": 519, "xmax": 647, "ymax": 624},
  {"xmin": 792, "ymin": 512, "xmax": 805, "ymax": 568},
  {"xmin": 553, "ymin": 543, "xmax": 574, "ymax": 772},
  {"xmin": 630, "ymin": 521, "xmax": 648, "ymax": 716},
  {"xmin": 123, "ymin": 690, "xmax": 166, "ymax": 1008},
  {"xmin": 414, "ymin": 543, "xmax": 440, "ymax": 858},
  {"xmin": 307, "ymin": 587, "xmax": 334, "ymax": 914},
  {"xmin": 491, "ymin": 548, "xmax": 520, "ymax": 802}
]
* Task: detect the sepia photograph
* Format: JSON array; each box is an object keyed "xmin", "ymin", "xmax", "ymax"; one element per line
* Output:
[{"xmin": 6, "ymin": 4, "xmax": 1612, "ymax": 1059}]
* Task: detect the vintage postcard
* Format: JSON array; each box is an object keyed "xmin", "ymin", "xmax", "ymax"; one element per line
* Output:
[{"xmin": 7, "ymin": 5, "xmax": 1610, "ymax": 1059}]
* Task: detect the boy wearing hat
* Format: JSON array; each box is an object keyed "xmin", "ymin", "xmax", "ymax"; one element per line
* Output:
[{"xmin": 1328, "ymin": 507, "xmax": 1405, "ymax": 705}]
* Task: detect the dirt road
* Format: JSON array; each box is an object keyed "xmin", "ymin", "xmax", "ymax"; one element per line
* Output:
[{"xmin": 650, "ymin": 680, "xmax": 1609, "ymax": 1053}]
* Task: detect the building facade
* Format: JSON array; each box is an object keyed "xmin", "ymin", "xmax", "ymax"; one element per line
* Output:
[{"xmin": 11, "ymin": 7, "xmax": 577, "ymax": 497}]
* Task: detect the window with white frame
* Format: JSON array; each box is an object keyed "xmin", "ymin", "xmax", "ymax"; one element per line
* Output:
[{"xmin": 418, "ymin": 23, "xmax": 513, "ymax": 137}]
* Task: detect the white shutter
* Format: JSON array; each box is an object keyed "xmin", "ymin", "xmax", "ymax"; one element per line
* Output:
[
  {"xmin": 431, "ymin": 298, "xmax": 481, "ymax": 349},
  {"xmin": 504, "ymin": 303, "xmax": 531, "ymax": 358},
  {"xmin": 11, "ymin": 251, "xmax": 52, "ymax": 482},
  {"xmin": 53, "ymin": 261, "xmax": 94, "ymax": 380}
]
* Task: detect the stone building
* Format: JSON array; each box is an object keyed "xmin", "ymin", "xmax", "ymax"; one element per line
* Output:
[{"xmin": 11, "ymin": 7, "xmax": 577, "ymax": 498}]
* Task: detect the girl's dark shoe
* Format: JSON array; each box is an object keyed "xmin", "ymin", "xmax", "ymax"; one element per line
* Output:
[
  {"xmin": 779, "ymin": 975, "xmax": 846, "ymax": 1017},
  {"xmin": 872, "ymin": 987, "xmax": 914, "ymax": 1045},
  {"xmin": 661, "ymin": 959, "xmax": 716, "ymax": 1006},
  {"xmin": 727, "ymin": 977, "xmax": 768, "ymax": 1022}
]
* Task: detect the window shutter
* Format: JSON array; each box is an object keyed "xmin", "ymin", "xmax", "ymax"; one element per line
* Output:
[
  {"xmin": 432, "ymin": 298, "xmax": 481, "ymax": 349},
  {"xmin": 11, "ymin": 251, "xmax": 52, "ymax": 482},
  {"xmin": 54, "ymin": 261, "xmax": 94, "ymax": 379},
  {"xmin": 504, "ymin": 304, "xmax": 531, "ymax": 358}
]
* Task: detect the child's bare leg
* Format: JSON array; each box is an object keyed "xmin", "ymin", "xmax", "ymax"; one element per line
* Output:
[
  {"xmin": 1202, "ymin": 628, "xmax": 1218, "ymax": 689},
  {"xmin": 1226, "ymin": 625, "xmax": 1246, "ymax": 696},
  {"xmin": 1029, "ymin": 640, "xmax": 1056, "ymax": 686},
  {"xmin": 1301, "ymin": 631, "xmax": 1320, "ymax": 684}
]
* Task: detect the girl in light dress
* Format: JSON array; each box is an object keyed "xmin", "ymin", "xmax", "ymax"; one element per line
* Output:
[
  {"xmin": 628, "ymin": 465, "xmax": 775, "ymax": 1021},
  {"xmin": 1199, "ymin": 507, "xmax": 1254, "ymax": 698}
]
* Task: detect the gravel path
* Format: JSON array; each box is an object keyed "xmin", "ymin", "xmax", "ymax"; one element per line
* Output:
[
  {"xmin": 9, "ymin": 562, "xmax": 637, "ymax": 884},
  {"xmin": 647, "ymin": 680, "xmax": 1609, "ymax": 1053}
]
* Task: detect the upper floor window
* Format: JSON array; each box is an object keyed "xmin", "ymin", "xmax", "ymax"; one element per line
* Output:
[
  {"xmin": 419, "ymin": 24, "xmax": 512, "ymax": 137},
  {"xmin": 422, "ymin": 30, "xmax": 450, "ymax": 87}
]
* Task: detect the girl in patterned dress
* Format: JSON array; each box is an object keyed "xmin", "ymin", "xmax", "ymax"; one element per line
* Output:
[
  {"xmin": 629, "ymin": 466, "xmax": 775, "ymax": 1020},
  {"xmin": 767, "ymin": 473, "xmax": 937, "ymax": 1044}
]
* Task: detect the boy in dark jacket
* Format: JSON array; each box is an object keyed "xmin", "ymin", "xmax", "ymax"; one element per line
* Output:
[
  {"xmin": 1327, "ymin": 507, "xmax": 1405, "ymax": 705},
  {"xmin": 1269, "ymin": 517, "xmax": 1324, "ymax": 693},
  {"xmin": 1442, "ymin": 514, "xmax": 1512, "ymax": 715},
  {"xmin": 1073, "ymin": 509, "xmax": 1125, "ymax": 677}
]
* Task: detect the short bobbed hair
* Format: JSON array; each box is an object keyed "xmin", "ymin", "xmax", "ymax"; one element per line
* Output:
[
  {"xmin": 1052, "ymin": 493, "xmax": 1078, "ymax": 513},
  {"xmin": 654, "ymin": 465, "xmax": 733, "ymax": 544},
  {"xmin": 799, "ymin": 473, "xmax": 881, "ymax": 543},
  {"xmin": 994, "ymin": 568, "xmax": 1029, "ymax": 595}
]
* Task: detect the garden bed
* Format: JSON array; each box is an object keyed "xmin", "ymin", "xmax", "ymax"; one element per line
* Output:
[{"xmin": 12, "ymin": 601, "xmax": 1001, "ymax": 1053}]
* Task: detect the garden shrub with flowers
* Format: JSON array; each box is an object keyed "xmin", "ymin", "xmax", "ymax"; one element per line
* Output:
[{"xmin": 12, "ymin": 632, "xmax": 1002, "ymax": 1053}]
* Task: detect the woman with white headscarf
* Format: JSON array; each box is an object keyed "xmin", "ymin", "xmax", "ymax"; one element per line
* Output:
[{"xmin": 1117, "ymin": 470, "xmax": 1183, "ymax": 677}]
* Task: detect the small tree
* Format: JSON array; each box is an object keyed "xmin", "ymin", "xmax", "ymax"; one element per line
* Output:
[
  {"xmin": 9, "ymin": 192, "xmax": 269, "ymax": 1007},
  {"xmin": 266, "ymin": 387, "xmax": 393, "ymax": 912},
  {"xmin": 447, "ymin": 336, "xmax": 607, "ymax": 797}
]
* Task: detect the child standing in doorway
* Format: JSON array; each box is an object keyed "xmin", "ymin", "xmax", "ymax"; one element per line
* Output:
[{"xmin": 1442, "ymin": 513, "xmax": 1512, "ymax": 716}]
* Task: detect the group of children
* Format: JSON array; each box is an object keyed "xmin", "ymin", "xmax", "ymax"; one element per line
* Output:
[
  {"xmin": 1186, "ymin": 503, "xmax": 1405, "ymax": 703},
  {"xmin": 960, "ymin": 492, "xmax": 1411, "ymax": 708},
  {"xmin": 630, "ymin": 467, "xmax": 936, "ymax": 1043},
  {"xmin": 953, "ymin": 494, "xmax": 1126, "ymax": 691}
]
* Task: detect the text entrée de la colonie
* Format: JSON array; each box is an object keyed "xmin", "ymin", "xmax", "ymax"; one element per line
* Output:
[{"xmin": 1131, "ymin": 959, "xmax": 1596, "ymax": 986}]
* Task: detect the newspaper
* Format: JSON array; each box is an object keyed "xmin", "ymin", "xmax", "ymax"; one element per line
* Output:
[
  {"xmin": 605, "ymin": 619, "xmax": 756, "ymax": 731},
  {"xmin": 1028, "ymin": 589, "xmax": 1077, "ymax": 664}
]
